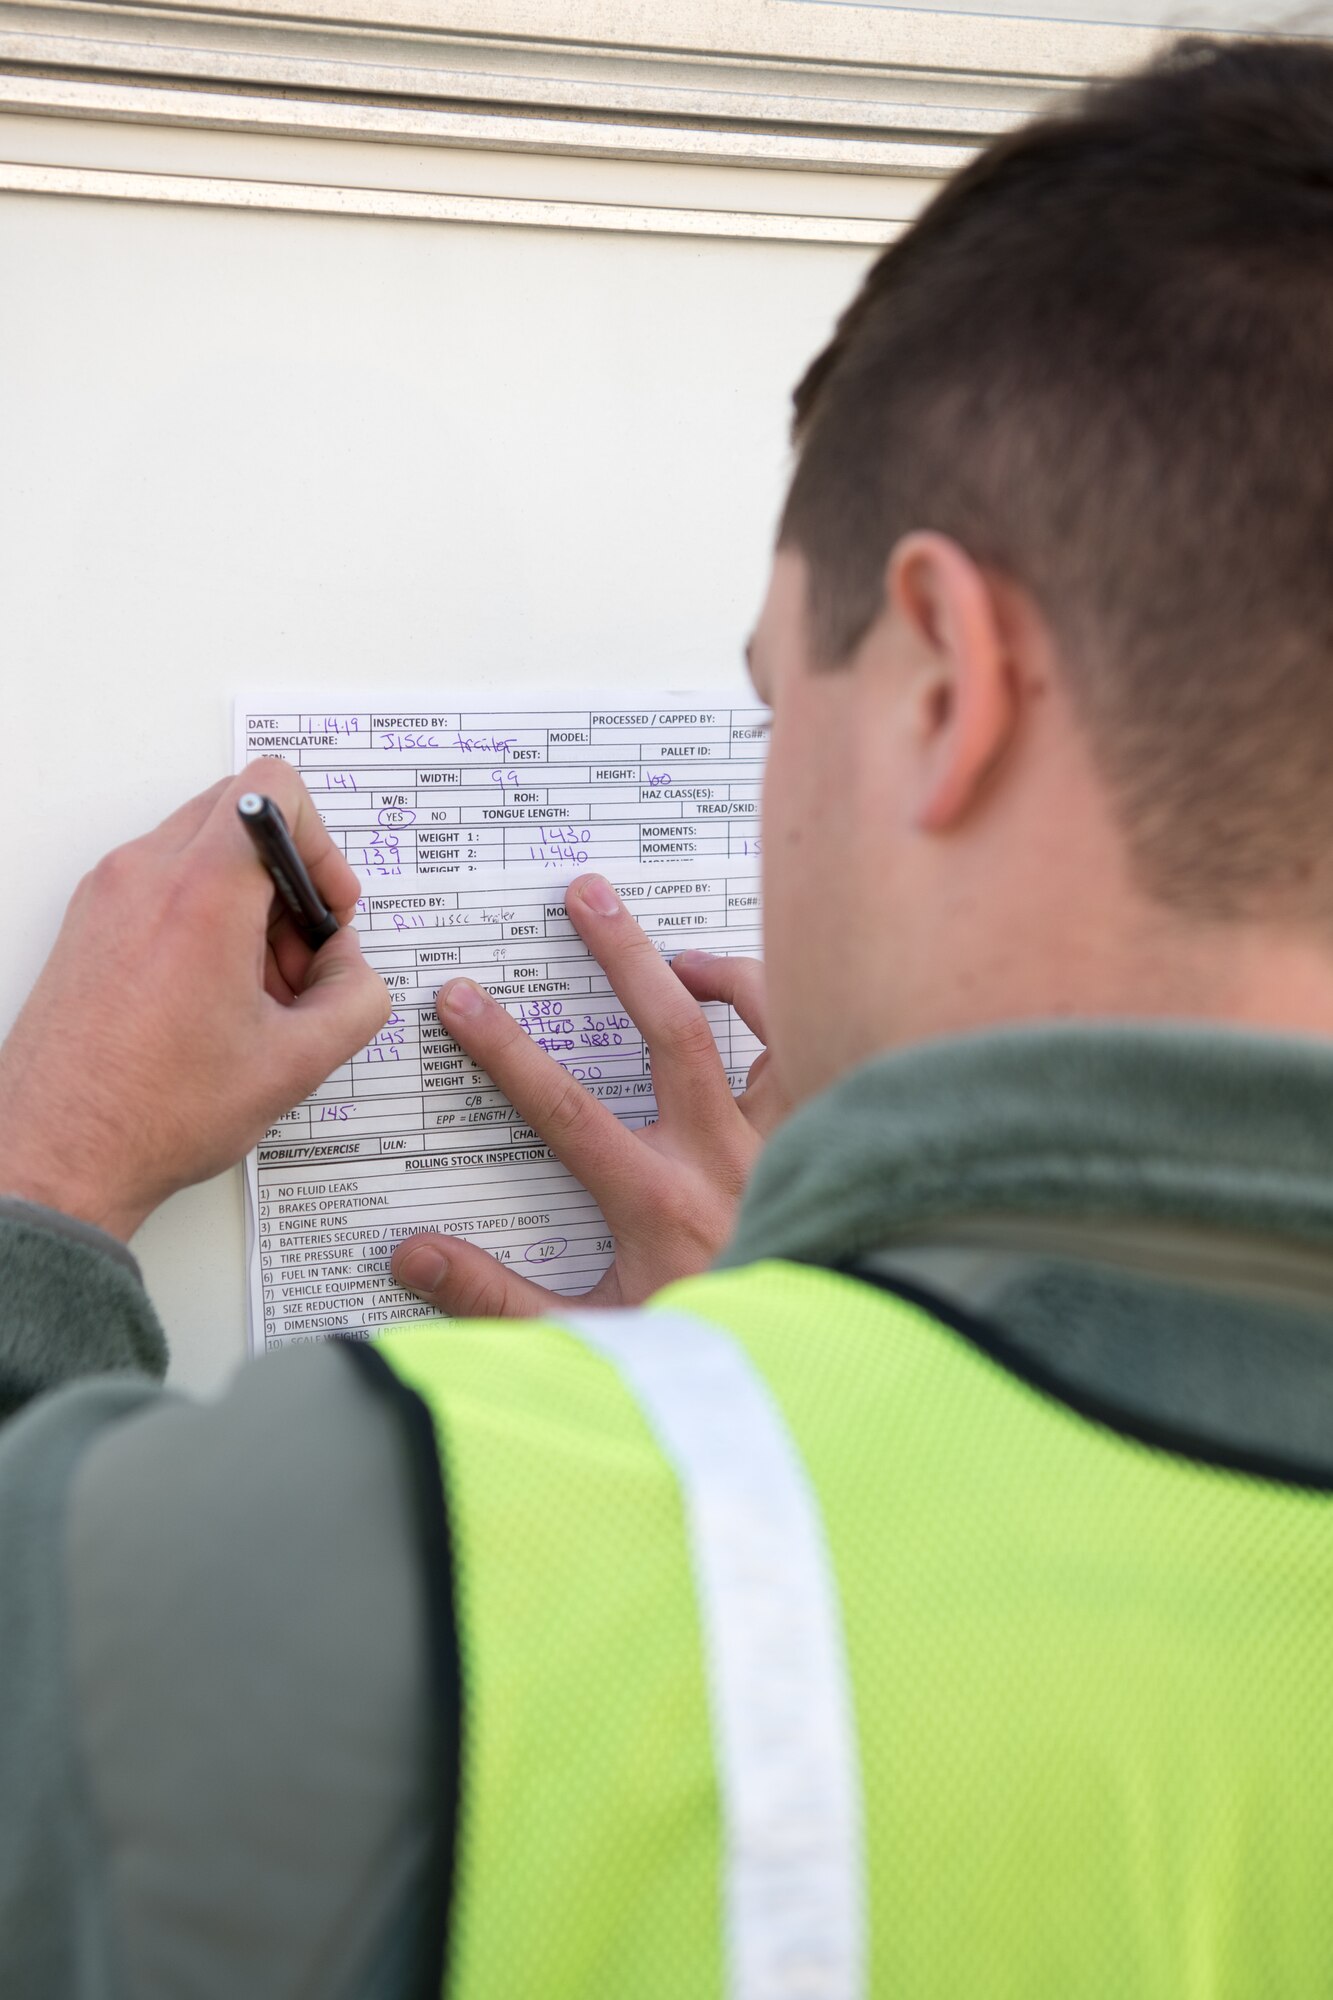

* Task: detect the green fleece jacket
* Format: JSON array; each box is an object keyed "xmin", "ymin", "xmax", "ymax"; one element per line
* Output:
[{"xmin": 7, "ymin": 1022, "xmax": 1333, "ymax": 1997}]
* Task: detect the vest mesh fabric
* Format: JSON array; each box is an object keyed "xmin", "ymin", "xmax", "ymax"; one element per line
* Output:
[
  {"xmin": 376, "ymin": 1309, "xmax": 722, "ymax": 1998},
  {"xmin": 377, "ymin": 1258, "xmax": 1333, "ymax": 1997}
]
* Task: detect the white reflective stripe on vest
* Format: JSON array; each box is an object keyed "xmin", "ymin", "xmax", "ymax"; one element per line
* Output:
[{"xmin": 560, "ymin": 1308, "xmax": 866, "ymax": 2000}]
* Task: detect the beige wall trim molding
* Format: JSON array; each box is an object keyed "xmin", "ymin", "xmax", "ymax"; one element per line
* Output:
[
  {"xmin": 0, "ymin": 0, "xmax": 1193, "ymax": 238},
  {"xmin": 0, "ymin": 71, "xmax": 979, "ymax": 176},
  {"xmin": 0, "ymin": 153, "xmax": 903, "ymax": 237},
  {"xmin": 12, "ymin": 0, "xmax": 1175, "ymax": 82},
  {"xmin": 0, "ymin": 1, "xmax": 1179, "ymax": 168}
]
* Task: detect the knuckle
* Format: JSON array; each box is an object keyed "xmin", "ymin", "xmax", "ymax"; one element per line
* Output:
[
  {"xmin": 490, "ymin": 1005, "xmax": 530, "ymax": 1053},
  {"xmin": 371, "ymin": 980, "xmax": 394, "ymax": 1031},
  {"xmin": 157, "ymin": 857, "xmax": 210, "ymax": 932},
  {"xmin": 537, "ymin": 1069, "xmax": 599, "ymax": 1140},
  {"xmin": 349, "ymin": 982, "xmax": 393, "ymax": 1047},
  {"xmin": 653, "ymin": 1179, "xmax": 697, "ymax": 1231},
  {"xmin": 724, "ymin": 954, "xmax": 761, "ymax": 993},
  {"xmin": 654, "ymin": 1180, "xmax": 725, "ymax": 1249},
  {"xmin": 715, "ymin": 1149, "xmax": 753, "ymax": 1200},
  {"xmin": 85, "ymin": 841, "xmax": 146, "ymax": 902},
  {"xmin": 733, "ymin": 968, "xmax": 764, "ymax": 1011},
  {"xmin": 660, "ymin": 1010, "xmax": 719, "ymax": 1068},
  {"xmin": 608, "ymin": 928, "xmax": 655, "ymax": 979},
  {"xmin": 452, "ymin": 1259, "xmax": 518, "ymax": 1319}
]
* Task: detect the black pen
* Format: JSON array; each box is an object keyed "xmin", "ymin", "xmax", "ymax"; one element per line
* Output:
[{"xmin": 237, "ymin": 792, "xmax": 339, "ymax": 950}]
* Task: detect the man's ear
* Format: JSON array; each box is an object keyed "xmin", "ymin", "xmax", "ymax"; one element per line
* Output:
[{"xmin": 886, "ymin": 531, "xmax": 1018, "ymax": 833}]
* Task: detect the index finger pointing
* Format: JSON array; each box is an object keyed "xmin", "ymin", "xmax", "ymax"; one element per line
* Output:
[
  {"xmin": 435, "ymin": 976, "xmax": 652, "ymax": 1223},
  {"xmin": 564, "ymin": 875, "xmax": 735, "ymax": 1129}
]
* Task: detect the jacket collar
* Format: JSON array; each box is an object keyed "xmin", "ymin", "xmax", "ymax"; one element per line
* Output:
[{"xmin": 720, "ymin": 1022, "xmax": 1333, "ymax": 1274}]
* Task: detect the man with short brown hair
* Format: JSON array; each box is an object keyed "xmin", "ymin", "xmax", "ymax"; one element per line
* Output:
[{"xmin": 4, "ymin": 36, "xmax": 1333, "ymax": 1998}]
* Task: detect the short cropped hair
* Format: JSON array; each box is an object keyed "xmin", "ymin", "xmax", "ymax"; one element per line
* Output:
[{"xmin": 780, "ymin": 37, "xmax": 1333, "ymax": 921}]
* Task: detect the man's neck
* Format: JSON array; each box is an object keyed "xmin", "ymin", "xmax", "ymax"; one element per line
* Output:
[{"xmin": 889, "ymin": 888, "xmax": 1333, "ymax": 1059}]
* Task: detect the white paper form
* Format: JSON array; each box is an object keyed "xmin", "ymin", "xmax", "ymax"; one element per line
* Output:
[
  {"xmin": 235, "ymin": 695, "xmax": 769, "ymax": 880},
  {"xmin": 247, "ymin": 860, "xmax": 762, "ymax": 1354}
]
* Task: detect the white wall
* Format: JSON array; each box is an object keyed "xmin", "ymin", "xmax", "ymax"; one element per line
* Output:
[{"xmin": 0, "ymin": 186, "xmax": 870, "ymax": 1390}]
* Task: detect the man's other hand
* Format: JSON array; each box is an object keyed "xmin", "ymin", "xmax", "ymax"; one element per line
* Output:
[
  {"xmin": 391, "ymin": 874, "xmax": 786, "ymax": 1315},
  {"xmin": 0, "ymin": 760, "xmax": 391, "ymax": 1240}
]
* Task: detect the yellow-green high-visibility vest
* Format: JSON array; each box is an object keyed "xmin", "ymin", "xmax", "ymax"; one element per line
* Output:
[{"xmin": 373, "ymin": 1257, "xmax": 1333, "ymax": 1997}]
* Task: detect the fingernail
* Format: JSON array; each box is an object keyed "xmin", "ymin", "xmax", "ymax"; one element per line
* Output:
[
  {"xmin": 578, "ymin": 875, "xmax": 620, "ymax": 917},
  {"xmin": 440, "ymin": 977, "xmax": 485, "ymax": 1017},
  {"xmin": 672, "ymin": 950, "xmax": 713, "ymax": 971},
  {"xmin": 397, "ymin": 1245, "xmax": 448, "ymax": 1294}
]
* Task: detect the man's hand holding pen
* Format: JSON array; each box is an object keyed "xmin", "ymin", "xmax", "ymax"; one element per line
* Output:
[{"xmin": 0, "ymin": 761, "xmax": 388, "ymax": 1241}]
